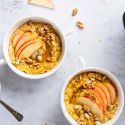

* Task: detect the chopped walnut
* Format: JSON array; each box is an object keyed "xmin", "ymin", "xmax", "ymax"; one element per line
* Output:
[
  {"xmin": 40, "ymin": 27, "xmax": 46, "ymax": 36},
  {"xmin": 102, "ymin": 75, "xmax": 107, "ymax": 81},
  {"xmin": 46, "ymin": 57, "xmax": 52, "ymax": 61},
  {"xmin": 29, "ymin": 26, "xmax": 36, "ymax": 32},
  {"xmin": 84, "ymin": 113, "xmax": 91, "ymax": 119},
  {"xmin": 72, "ymin": 8, "xmax": 78, "ymax": 16},
  {"xmin": 37, "ymin": 55, "xmax": 42, "ymax": 62},
  {"xmin": 43, "ymin": 122, "xmax": 48, "ymax": 125},
  {"xmin": 74, "ymin": 105, "xmax": 82, "ymax": 110},
  {"xmin": 76, "ymin": 21, "xmax": 84, "ymax": 29}
]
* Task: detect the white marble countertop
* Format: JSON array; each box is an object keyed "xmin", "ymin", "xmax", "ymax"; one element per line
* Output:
[{"xmin": 0, "ymin": 0, "xmax": 125, "ymax": 125}]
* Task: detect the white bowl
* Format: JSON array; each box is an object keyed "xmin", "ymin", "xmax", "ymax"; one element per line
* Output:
[
  {"xmin": 1, "ymin": 16, "xmax": 67, "ymax": 79},
  {"xmin": 61, "ymin": 67, "xmax": 124, "ymax": 125}
]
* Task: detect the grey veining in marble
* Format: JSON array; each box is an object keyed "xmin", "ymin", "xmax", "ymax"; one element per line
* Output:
[{"xmin": 0, "ymin": 0, "xmax": 125, "ymax": 125}]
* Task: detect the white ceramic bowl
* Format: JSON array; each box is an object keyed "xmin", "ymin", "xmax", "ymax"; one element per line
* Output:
[
  {"xmin": 61, "ymin": 67, "xmax": 124, "ymax": 125},
  {"xmin": 0, "ymin": 16, "xmax": 67, "ymax": 79}
]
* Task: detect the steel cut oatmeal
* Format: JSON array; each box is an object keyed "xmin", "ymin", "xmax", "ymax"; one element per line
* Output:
[
  {"xmin": 9, "ymin": 21, "xmax": 62, "ymax": 74},
  {"xmin": 64, "ymin": 72, "xmax": 118, "ymax": 125}
]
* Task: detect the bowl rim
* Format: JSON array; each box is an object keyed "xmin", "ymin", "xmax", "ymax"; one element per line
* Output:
[
  {"xmin": 61, "ymin": 67, "xmax": 124, "ymax": 125},
  {"xmin": 3, "ymin": 16, "xmax": 67, "ymax": 79}
]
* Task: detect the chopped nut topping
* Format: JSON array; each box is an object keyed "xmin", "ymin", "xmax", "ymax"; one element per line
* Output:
[
  {"xmin": 79, "ymin": 110, "xmax": 84, "ymax": 115},
  {"xmin": 84, "ymin": 113, "xmax": 90, "ymax": 119},
  {"xmin": 37, "ymin": 56, "xmax": 42, "ymax": 62},
  {"xmin": 72, "ymin": 8, "xmax": 78, "ymax": 16},
  {"xmin": 76, "ymin": 21, "xmax": 84, "ymax": 29},
  {"xmin": 74, "ymin": 105, "xmax": 82, "ymax": 110},
  {"xmin": 95, "ymin": 121, "xmax": 101, "ymax": 125},
  {"xmin": 91, "ymin": 78, "xmax": 95, "ymax": 82},
  {"xmin": 86, "ymin": 80, "xmax": 92, "ymax": 84},
  {"xmin": 102, "ymin": 76, "xmax": 106, "ymax": 81}
]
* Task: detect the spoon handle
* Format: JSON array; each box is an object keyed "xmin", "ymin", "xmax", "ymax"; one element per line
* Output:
[
  {"xmin": 0, "ymin": 99, "xmax": 23, "ymax": 122},
  {"xmin": 123, "ymin": 12, "xmax": 125, "ymax": 29}
]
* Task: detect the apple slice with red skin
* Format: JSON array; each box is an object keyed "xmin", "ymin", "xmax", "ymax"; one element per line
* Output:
[
  {"xmin": 15, "ymin": 39, "xmax": 42, "ymax": 59},
  {"xmin": 18, "ymin": 39, "xmax": 43, "ymax": 59},
  {"xmin": 14, "ymin": 32, "xmax": 37, "ymax": 54},
  {"xmin": 96, "ymin": 83, "xmax": 111, "ymax": 106},
  {"xmin": 89, "ymin": 89, "xmax": 104, "ymax": 112},
  {"xmin": 12, "ymin": 31, "xmax": 24, "ymax": 47},
  {"xmin": 13, "ymin": 32, "xmax": 31, "ymax": 48},
  {"xmin": 77, "ymin": 97, "xmax": 103, "ymax": 121},
  {"xmin": 95, "ymin": 86, "xmax": 108, "ymax": 109},
  {"xmin": 15, "ymin": 39, "xmax": 36, "ymax": 58},
  {"xmin": 104, "ymin": 83, "xmax": 116, "ymax": 104}
]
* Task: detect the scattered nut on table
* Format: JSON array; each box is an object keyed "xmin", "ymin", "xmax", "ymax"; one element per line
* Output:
[
  {"xmin": 43, "ymin": 122, "xmax": 48, "ymax": 125},
  {"xmin": 76, "ymin": 21, "xmax": 84, "ymax": 29},
  {"xmin": 72, "ymin": 8, "xmax": 78, "ymax": 16}
]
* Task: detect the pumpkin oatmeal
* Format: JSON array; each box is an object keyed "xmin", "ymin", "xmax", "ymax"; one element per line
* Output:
[
  {"xmin": 64, "ymin": 72, "xmax": 118, "ymax": 125},
  {"xmin": 9, "ymin": 21, "xmax": 62, "ymax": 74}
]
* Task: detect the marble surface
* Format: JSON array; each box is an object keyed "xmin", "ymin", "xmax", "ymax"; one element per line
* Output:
[{"xmin": 0, "ymin": 0, "xmax": 125, "ymax": 125}]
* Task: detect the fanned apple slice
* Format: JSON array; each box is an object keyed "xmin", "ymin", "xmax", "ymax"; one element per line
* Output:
[
  {"xmin": 104, "ymin": 83, "xmax": 116, "ymax": 104},
  {"xmin": 12, "ymin": 31, "xmax": 24, "ymax": 47},
  {"xmin": 18, "ymin": 39, "xmax": 43, "ymax": 59},
  {"xmin": 15, "ymin": 32, "xmax": 38, "ymax": 54},
  {"xmin": 28, "ymin": 0, "xmax": 55, "ymax": 9},
  {"xmin": 15, "ymin": 39, "xmax": 42, "ymax": 59},
  {"xmin": 77, "ymin": 97, "xmax": 103, "ymax": 121},
  {"xmin": 95, "ymin": 86, "xmax": 108, "ymax": 109},
  {"xmin": 90, "ymin": 89, "xmax": 104, "ymax": 111},
  {"xmin": 96, "ymin": 83, "xmax": 111, "ymax": 106}
]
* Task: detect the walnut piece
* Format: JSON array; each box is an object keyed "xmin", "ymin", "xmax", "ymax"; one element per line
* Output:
[
  {"xmin": 76, "ymin": 21, "xmax": 84, "ymax": 29},
  {"xmin": 72, "ymin": 8, "xmax": 78, "ymax": 16},
  {"xmin": 43, "ymin": 122, "xmax": 48, "ymax": 125}
]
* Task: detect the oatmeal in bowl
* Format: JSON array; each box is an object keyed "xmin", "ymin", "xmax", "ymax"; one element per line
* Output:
[
  {"xmin": 9, "ymin": 21, "xmax": 62, "ymax": 74},
  {"xmin": 3, "ymin": 16, "xmax": 66, "ymax": 79},
  {"xmin": 61, "ymin": 68, "xmax": 124, "ymax": 125}
]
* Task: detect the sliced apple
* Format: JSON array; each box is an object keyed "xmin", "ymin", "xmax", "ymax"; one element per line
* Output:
[
  {"xmin": 12, "ymin": 31, "xmax": 24, "ymax": 47},
  {"xmin": 15, "ymin": 32, "xmax": 38, "ymax": 54},
  {"xmin": 15, "ymin": 40, "xmax": 35, "ymax": 58},
  {"xmin": 77, "ymin": 97, "xmax": 103, "ymax": 121},
  {"xmin": 28, "ymin": 0, "xmax": 55, "ymax": 9},
  {"xmin": 95, "ymin": 86, "xmax": 108, "ymax": 109},
  {"xmin": 96, "ymin": 83, "xmax": 111, "ymax": 106},
  {"xmin": 90, "ymin": 89, "xmax": 104, "ymax": 111},
  {"xmin": 15, "ymin": 39, "xmax": 42, "ymax": 59},
  {"xmin": 104, "ymin": 83, "xmax": 116, "ymax": 104},
  {"xmin": 19, "ymin": 39, "xmax": 43, "ymax": 59}
]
